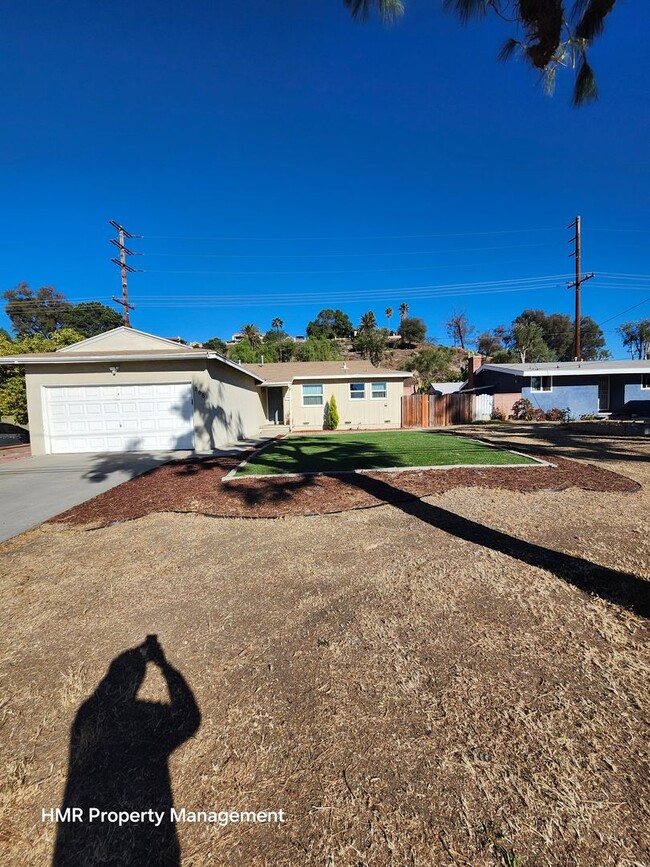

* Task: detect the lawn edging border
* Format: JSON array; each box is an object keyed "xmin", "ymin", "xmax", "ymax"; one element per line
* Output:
[{"xmin": 223, "ymin": 433, "xmax": 554, "ymax": 481}]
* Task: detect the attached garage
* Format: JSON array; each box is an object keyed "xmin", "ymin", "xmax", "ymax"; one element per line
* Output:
[
  {"xmin": 0, "ymin": 327, "xmax": 266, "ymax": 456},
  {"xmin": 43, "ymin": 382, "xmax": 195, "ymax": 453}
]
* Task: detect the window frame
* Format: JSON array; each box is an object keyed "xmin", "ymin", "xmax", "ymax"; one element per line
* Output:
[
  {"xmin": 370, "ymin": 381, "xmax": 388, "ymax": 400},
  {"xmin": 301, "ymin": 383, "xmax": 324, "ymax": 407},
  {"xmin": 349, "ymin": 382, "xmax": 366, "ymax": 400},
  {"xmin": 530, "ymin": 375, "xmax": 553, "ymax": 393},
  {"xmin": 642, "ymin": 374, "xmax": 650, "ymax": 390}
]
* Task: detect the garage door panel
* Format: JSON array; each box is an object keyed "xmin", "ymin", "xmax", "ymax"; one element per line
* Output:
[{"xmin": 44, "ymin": 383, "xmax": 195, "ymax": 453}]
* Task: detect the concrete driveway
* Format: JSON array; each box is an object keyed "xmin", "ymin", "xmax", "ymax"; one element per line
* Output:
[{"xmin": 0, "ymin": 451, "xmax": 192, "ymax": 543}]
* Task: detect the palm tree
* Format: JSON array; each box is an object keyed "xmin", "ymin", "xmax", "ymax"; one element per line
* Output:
[
  {"xmin": 345, "ymin": 0, "xmax": 618, "ymax": 106},
  {"xmin": 241, "ymin": 323, "xmax": 262, "ymax": 347},
  {"xmin": 359, "ymin": 311, "xmax": 377, "ymax": 332},
  {"xmin": 385, "ymin": 307, "xmax": 393, "ymax": 328},
  {"xmin": 271, "ymin": 317, "xmax": 284, "ymax": 332},
  {"xmin": 399, "ymin": 302, "xmax": 409, "ymax": 321}
]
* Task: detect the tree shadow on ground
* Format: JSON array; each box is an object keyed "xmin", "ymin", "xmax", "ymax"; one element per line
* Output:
[
  {"xmin": 456, "ymin": 423, "xmax": 650, "ymax": 464},
  {"xmin": 53, "ymin": 636, "xmax": 200, "ymax": 867},
  {"xmin": 222, "ymin": 430, "xmax": 648, "ymax": 617},
  {"xmin": 337, "ymin": 471, "xmax": 650, "ymax": 619}
]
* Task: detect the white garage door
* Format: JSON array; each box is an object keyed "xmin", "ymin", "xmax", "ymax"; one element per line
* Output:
[{"xmin": 43, "ymin": 383, "xmax": 195, "ymax": 453}]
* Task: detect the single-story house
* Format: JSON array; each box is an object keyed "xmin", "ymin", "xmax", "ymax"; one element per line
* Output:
[
  {"xmin": 0, "ymin": 328, "xmax": 412, "ymax": 454},
  {"xmin": 241, "ymin": 359, "xmax": 410, "ymax": 433},
  {"xmin": 465, "ymin": 357, "xmax": 650, "ymax": 419}
]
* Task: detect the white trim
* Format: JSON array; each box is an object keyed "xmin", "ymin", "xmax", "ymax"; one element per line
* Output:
[
  {"xmin": 530, "ymin": 375, "xmax": 553, "ymax": 393},
  {"xmin": 481, "ymin": 362, "xmax": 650, "ymax": 378},
  {"xmin": 55, "ymin": 327, "xmax": 194, "ymax": 353},
  {"xmin": 290, "ymin": 372, "xmax": 410, "ymax": 381},
  {"xmin": 301, "ymin": 383, "xmax": 324, "ymax": 407},
  {"xmin": 349, "ymin": 382, "xmax": 366, "ymax": 400},
  {"xmin": 370, "ymin": 381, "xmax": 388, "ymax": 399}
]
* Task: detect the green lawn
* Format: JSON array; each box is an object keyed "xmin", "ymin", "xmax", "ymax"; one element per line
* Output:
[{"xmin": 236, "ymin": 431, "xmax": 536, "ymax": 476}]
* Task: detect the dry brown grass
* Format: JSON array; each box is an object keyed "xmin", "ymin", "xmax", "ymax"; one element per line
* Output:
[{"xmin": 0, "ymin": 429, "xmax": 648, "ymax": 866}]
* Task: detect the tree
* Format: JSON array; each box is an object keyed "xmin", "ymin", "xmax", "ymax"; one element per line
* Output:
[
  {"xmin": 477, "ymin": 325, "xmax": 509, "ymax": 356},
  {"xmin": 398, "ymin": 302, "xmax": 409, "ymax": 320},
  {"xmin": 203, "ymin": 337, "xmax": 228, "ymax": 354},
  {"xmin": 293, "ymin": 337, "xmax": 342, "ymax": 361},
  {"xmin": 3, "ymin": 283, "xmax": 72, "ymax": 337},
  {"xmin": 513, "ymin": 309, "xmax": 608, "ymax": 360},
  {"xmin": 354, "ymin": 327, "xmax": 389, "ymax": 366},
  {"xmin": 445, "ymin": 308, "xmax": 475, "ymax": 349},
  {"xmin": 325, "ymin": 395, "xmax": 339, "ymax": 430},
  {"xmin": 402, "ymin": 345, "xmax": 459, "ymax": 392},
  {"xmin": 306, "ymin": 309, "xmax": 354, "ymax": 339},
  {"xmin": 0, "ymin": 328, "xmax": 84, "ymax": 423},
  {"xmin": 240, "ymin": 323, "xmax": 262, "ymax": 347},
  {"xmin": 60, "ymin": 302, "xmax": 124, "ymax": 337},
  {"xmin": 263, "ymin": 328, "xmax": 290, "ymax": 343},
  {"xmin": 385, "ymin": 307, "xmax": 394, "ymax": 328},
  {"xmin": 398, "ymin": 317, "xmax": 427, "ymax": 347},
  {"xmin": 345, "ymin": 0, "xmax": 619, "ymax": 106},
  {"xmin": 359, "ymin": 310, "xmax": 377, "ymax": 332},
  {"xmin": 617, "ymin": 320, "xmax": 650, "ymax": 360},
  {"xmin": 510, "ymin": 321, "xmax": 550, "ymax": 363},
  {"xmin": 271, "ymin": 317, "xmax": 284, "ymax": 332}
]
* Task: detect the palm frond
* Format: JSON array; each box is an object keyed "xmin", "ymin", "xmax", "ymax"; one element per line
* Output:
[
  {"xmin": 343, "ymin": 0, "xmax": 404, "ymax": 23},
  {"xmin": 498, "ymin": 37, "xmax": 520, "ymax": 62},
  {"xmin": 442, "ymin": 0, "xmax": 491, "ymax": 25},
  {"xmin": 542, "ymin": 64, "xmax": 558, "ymax": 95},
  {"xmin": 572, "ymin": 55, "xmax": 598, "ymax": 105},
  {"xmin": 574, "ymin": 0, "xmax": 616, "ymax": 41}
]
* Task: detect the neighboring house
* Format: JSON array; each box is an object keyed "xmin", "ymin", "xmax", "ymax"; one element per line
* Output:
[
  {"xmin": 464, "ymin": 357, "xmax": 650, "ymax": 419},
  {"xmin": 0, "ymin": 328, "xmax": 412, "ymax": 455},
  {"xmin": 241, "ymin": 360, "xmax": 411, "ymax": 432}
]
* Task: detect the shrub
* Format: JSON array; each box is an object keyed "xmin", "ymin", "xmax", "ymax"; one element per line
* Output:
[
  {"xmin": 545, "ymin": 407, "xmax": 571, "ymax": 422},
  {"xmin": 510, "ymin": 398, "xmax": 535, "ymax": 420},
  {"xmin": 491, "ymin": 406, "xmax": 506, "ymax": 421},
  {"xmin": 325, "ymin": 395, "xmax": 339, "ymax": 430},
  {"xmin": 532, "ymin": 408, "xmax": 546, "ymax": 421}
]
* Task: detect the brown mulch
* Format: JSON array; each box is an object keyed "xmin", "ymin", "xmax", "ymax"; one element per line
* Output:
[{"xmin": 51, "ymin": 448, "xmax": 640, "ymax": 527}]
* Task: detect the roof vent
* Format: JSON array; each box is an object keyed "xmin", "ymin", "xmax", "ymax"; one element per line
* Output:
[{"xmin": 342, "ymin": 362, "xmax": 348, "ymax": 370}]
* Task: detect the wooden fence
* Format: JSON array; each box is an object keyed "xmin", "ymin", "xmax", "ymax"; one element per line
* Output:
[{"xmin": 401, "ymin": 393, "xmax": 475, "ymax": 428}]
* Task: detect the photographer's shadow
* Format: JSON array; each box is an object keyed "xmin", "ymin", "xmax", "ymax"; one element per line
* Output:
[{"xmin": 53, "ymin": 636, "xmax": 201, "ymax": 867}]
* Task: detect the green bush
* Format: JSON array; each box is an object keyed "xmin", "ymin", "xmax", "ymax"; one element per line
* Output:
[{"xmin": 325, "ymin": 395, "xmax": 339, "ymax": 430}]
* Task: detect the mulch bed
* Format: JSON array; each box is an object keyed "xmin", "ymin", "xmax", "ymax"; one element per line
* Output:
[{"xmin": 50, "ymin": 448, "xmax": 640, "ymax": 527}]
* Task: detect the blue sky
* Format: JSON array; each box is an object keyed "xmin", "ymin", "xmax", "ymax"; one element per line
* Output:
[{"xmin": 1, "ymin": 0, "xmax": 648, "ymax": 355}]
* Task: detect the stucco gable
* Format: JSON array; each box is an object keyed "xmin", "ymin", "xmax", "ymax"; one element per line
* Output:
[{"xmin": 57, "ymin": 327, "xmax": 196, "ymax": 354}]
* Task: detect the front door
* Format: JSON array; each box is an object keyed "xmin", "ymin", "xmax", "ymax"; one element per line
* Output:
[
  {"xmin": 598, "ymin": 376, "xmax": 610, "ymax": 412},
  {"xmin": 267, "ymin": 387, "xmax": 284, "ymax": 424}
]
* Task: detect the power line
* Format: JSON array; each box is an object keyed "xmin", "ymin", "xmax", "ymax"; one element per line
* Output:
[
  {"xmin": 141, "ymin": 242, "xmax": 546, "ymax": 260},
  {"xmin": 142, "ymin": 227, "xmax": 561, "ymax": 242}
]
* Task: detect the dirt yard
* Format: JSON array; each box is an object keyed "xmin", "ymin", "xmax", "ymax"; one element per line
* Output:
[{"xmin": 1, "ymin": 425, "xmax": 648, "ymax": 866}]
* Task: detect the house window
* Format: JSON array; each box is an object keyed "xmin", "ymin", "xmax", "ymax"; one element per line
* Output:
[
  {"xmin": 530, "ymin": 376, "xmax": 552, "ymax": 393},
  {"xmin": 302, "ymin": 384, "xmax": 323, "ymax": 406},
  {"xmin": 349, "ymin": 382, "xmax": 365, "ymax": 400},
  {"xmin": 642, "ymin": 374, "xmax": 650, "ymax": 389},
  {"xmin": 371, "ymin": 382, "xmax": 387, "ymax": 399}
]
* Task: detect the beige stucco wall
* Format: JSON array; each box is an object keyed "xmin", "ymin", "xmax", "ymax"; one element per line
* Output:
[
  {"xmin": 24, "ymin": 359, "xmax": 266, "ymax": 454},
  {"xmin": 287, "ymin": 378, "xmax": 403, "ymax": 431}
]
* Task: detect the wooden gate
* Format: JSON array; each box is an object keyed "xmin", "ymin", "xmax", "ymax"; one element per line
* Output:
[{"xmin": 401, "ymin": 393, "xmax": 475, "ymax": 427}]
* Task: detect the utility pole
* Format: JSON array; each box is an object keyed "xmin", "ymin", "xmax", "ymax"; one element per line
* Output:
[
  {"xmin": 109, "ymin": 220, "xmax": 142, "ymax": 327},
  {"xmin": 567, "ymin": 215, "xmax": 594, "ymax": 361}
]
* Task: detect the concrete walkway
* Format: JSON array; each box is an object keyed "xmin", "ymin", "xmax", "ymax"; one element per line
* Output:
[{"xmin": 0, "ymin": 451, "xmax": 192, "ymax": 543}]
